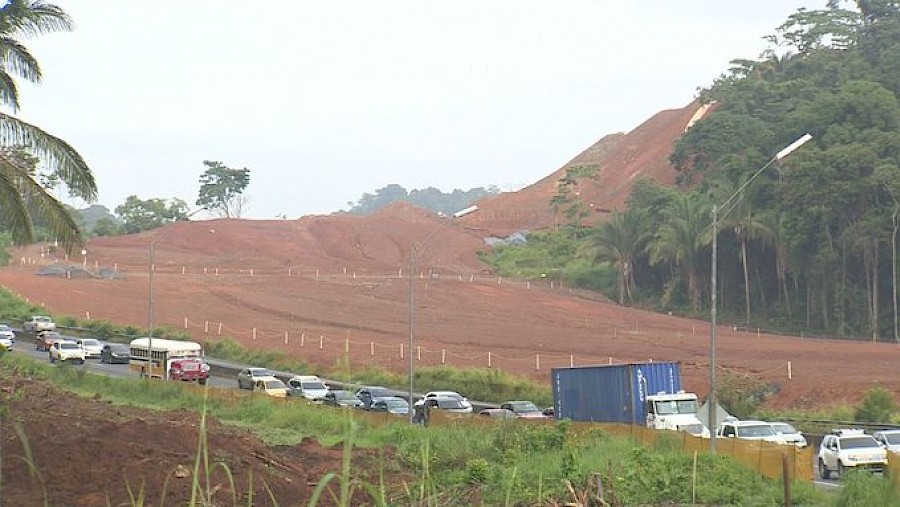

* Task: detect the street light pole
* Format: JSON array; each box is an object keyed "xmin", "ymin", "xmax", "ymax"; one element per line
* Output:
[
  {"xmin": 708, "ymin": 133, "xmax": 811, "ymax": 454},
  {"xmin": 407, "ymin": 205, "xmax": 479, "ymax": 423}
]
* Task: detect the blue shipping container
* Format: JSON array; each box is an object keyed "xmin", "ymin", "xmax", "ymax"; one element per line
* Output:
[{"xmin": 551, "ymin": 362, "xmax": 682, "ymax": 423}]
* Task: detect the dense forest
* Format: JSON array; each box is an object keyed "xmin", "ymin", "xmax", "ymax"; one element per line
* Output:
[{"xmin": 487, "ymin": 0, "xmax": 900, "ymax": 342}]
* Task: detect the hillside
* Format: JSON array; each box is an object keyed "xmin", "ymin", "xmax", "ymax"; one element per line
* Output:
[
  {"xmin": 468, "ymin": 100, "xmax": 710, "ymax": 236},
  {"xmin": 0, "ymin": 100, "xmax": 893, "ymax": 411}
]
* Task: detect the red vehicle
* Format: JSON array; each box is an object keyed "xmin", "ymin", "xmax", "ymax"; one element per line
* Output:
[
  {"xmin": 167, "ymin": 357, "xmax": 209, "ymax": 384},
  {"xmin": 35, "ymin": 331, "xmax": 63, "ymax": 352}
]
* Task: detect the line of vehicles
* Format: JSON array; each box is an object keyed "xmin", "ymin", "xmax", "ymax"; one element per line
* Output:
[{"xmin": 10, "ymin": 316, "xmax": 900, "ymax": 481}]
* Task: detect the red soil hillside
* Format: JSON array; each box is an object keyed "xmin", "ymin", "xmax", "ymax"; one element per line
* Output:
[
  {"xmin": 467, "ymin": 100, "xmax": 710, "ymax": 236},
  {"xmin": 1, "ymin": 100, "xmax": 896, "ymax": 412}
]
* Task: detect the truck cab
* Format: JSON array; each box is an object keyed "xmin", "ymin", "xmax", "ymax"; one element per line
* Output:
[{"xmin": 645, "ymin": 391, "xmax": 709, "ymax": 437}]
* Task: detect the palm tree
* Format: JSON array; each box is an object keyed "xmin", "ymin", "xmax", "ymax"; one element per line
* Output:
[
  {"xmin": 647, "ymin": 191, "xmax": 710, "ymax": 312},
  {"xmin": 712, "ymin": 180, "xmax": 774, "ymax": 326},
  {"xmin": 0, "ymin": 0, "xmax": 96, "ymax": 251},
  {"xmin": 588, "ymin": 208, "xmax": 650, "ymax": 304}
]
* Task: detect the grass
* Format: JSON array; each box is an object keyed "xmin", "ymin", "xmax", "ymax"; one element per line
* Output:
[{"xmin": 0, "ymin": 352, "xmax": 837, "ymax": 505}]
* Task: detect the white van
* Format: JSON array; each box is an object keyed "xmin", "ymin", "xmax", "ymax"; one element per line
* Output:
[{"xmin": 286, "ymin": 375, "xmax": 329, "ymax": 400}]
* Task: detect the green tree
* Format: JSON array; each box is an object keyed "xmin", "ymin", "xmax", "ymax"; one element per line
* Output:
[
  {"xmin": 647, "ymin": 191, "xmax": 710, "ymax": 312},
  {"xmin": 115, "ymin": 196, "xmax": 189, "ymax": 234},
  {"xmin": 0, "ymin": 1, "xmax": 96, "ymax": 252},
  {"xmin": 91, "ymin": 217, "xmax": 124, "ymax": 237},
  {"xmin": 588, "ymin": 208, "xmax": 650, "ymax": 304},
  {"xmin": 550, "ymin": 165, "xmax": 596, "ymax": 230},
  {"xmin": 196, "ymin": 160, "xmax": 250, "ymax": 218}
]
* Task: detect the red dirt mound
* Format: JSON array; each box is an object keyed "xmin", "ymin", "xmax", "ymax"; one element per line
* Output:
[{"xmin": 468, "ymin": 100, "xmax": 708, "ymax": 236}]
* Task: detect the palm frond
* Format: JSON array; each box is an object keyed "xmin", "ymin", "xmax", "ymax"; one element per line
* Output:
[
  {"xmin": 0, "ymin": 68, "xmax": 20, "ymax": 110},
  {"xmin": 0, "ymin": 157, "xmax": 34, "ymax": 242},
  {"xmin": 0, "ymin": 35, "xmax": 43, "ymax": 83},
  {"xmin": 0, "ymin": 1, "xmax": 73, "ymax": 37},
  {"xmin": 0, "ymin": 112, "xmax": 97, "ymax": 201},
  {"xmin": 1, "ymin": 148, "xmax": 83, "ymax": 250}
]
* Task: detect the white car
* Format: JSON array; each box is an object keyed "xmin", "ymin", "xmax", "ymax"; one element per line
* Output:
[
  {"xmin": 0, "ymin": 323, "xmax": 16, "ymax": 342},
  {"xmin": 818, "ymin": 429, "xmax": 887, "ymax": 479},
  {"xmin": 769, "ymin": 422, "xmax": 807, "ymax": 448},
  {"xmin": 416, "ymin": 391, "xmax": 473, "ymax": 413},
  {"xmin": 718, "ymin": 420, "xmax": 789, "ymax": 445},
  {"xmin": 872, "ymin": 430, "xmax": 900, "ymax": 452},
  {"xmin": 77, "ymin": 338, "xmax": 104, "ymax": 359},
  {"xmin": 286, "ymin": 375, "xmax": 329, "ymax": 400},
  {"xmin": 0, "ymin": 335, "xmax": 13, "ymax": 352}
]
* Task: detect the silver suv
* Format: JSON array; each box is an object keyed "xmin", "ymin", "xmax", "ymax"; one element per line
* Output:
[{"xmin": 818, "ymin": 429, "xmax": 887, "ymax": 479}]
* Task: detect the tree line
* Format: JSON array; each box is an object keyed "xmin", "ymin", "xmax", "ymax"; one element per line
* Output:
[{"xmin": 489, "ymin": 1, "xmax": 900, "ymax": 342}]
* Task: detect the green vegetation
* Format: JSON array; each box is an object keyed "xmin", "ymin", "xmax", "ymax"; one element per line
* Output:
[
  {"xmin": 115, "ymin": 195, "xmax": 190, "ymax": 234},
  {"xmin": 344, "ymin": 183, "xmax": 499, "ymax": 216},
  {"xmin": 0, "ymin": 353, "xmax": 828, "ymax": 505},
  {"xmin": 196, "ymin": 160, "xmax": 251, "ymax": 219},
  {"xmin": 482, "ymin": 2, "xmax": 900, "ymax": 342}
]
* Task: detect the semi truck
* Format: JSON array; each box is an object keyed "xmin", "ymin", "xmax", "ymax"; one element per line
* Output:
[{"xmin": 551, "ymin": 362, "xmax": 709, "ymax": 437}]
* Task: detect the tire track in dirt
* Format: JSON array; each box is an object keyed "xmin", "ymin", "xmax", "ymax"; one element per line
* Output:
[{"xmin": 207, "ymin": 288, "xmax": 393, "ymax": 335}]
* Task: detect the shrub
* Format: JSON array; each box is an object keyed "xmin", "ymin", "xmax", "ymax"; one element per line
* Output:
[{"xmin": 855, "ymin": 387, "xmax": 896, "ymax": 423}]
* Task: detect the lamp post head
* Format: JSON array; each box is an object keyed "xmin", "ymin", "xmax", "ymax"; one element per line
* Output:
[{"xmin": 775, "ymin": 133, "xmax": 812, "ymax": 161}]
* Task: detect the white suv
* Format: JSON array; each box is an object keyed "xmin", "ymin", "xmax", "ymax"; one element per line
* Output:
[
  {"xmin": 49, "ymin": 340, "xmax": 86, "ymax": 364},
  {"xmin": 818, "ymin": 429, "xmax": 887, "ymax": 479}
]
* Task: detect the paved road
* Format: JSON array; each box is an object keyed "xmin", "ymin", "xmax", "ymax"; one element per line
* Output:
[{"xmin": 7, "ymin": 335, "xmax": 235, "ymax": 389}]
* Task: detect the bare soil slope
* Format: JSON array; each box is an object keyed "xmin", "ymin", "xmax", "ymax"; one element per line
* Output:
[
  {"xmin": 470, "ymin": 100, "xmax": 708, "ymax": 236},
  {"xmin": 0, "ymin": 369, "xmax": 382, "ymax": 506},
  {"xmin": 1, "ymin": 215, "xmax": 897, "ymax": 411}
]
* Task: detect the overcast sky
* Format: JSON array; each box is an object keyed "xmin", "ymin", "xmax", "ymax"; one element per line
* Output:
[{"xmin": 16, "ymin": 1, "xmax": 825, "ymax": 219}]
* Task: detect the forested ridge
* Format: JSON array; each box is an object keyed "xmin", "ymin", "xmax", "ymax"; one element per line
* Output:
[{"xmin": 487, "ymin": 1, "xmax": 900, "ymax": 342}]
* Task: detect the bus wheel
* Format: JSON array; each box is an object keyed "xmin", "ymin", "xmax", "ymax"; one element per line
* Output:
[{"xmin": 199, "ymin": 378, "xmax": 207, "ymax": 385}]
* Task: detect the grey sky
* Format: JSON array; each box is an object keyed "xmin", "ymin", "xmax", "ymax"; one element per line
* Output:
[{"xmin": 17, "ymin": 1, "xmax": 824, "ymax": 219}]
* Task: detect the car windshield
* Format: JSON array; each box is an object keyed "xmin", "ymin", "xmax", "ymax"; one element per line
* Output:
[
  {"xmin": 34, "ymin": 317, "xmax": 51, "ymax": 323},
  {"xmin": 654, "ymin": 399, "xmax": 698, "ymax": 415},
  {"xmin": 250, "ymin": 369, "xmax": 273, "ymax": 377},
  {"xmin": 369, "ymin": 388, "xmax": 391, "ymax": 397},
  {"xmin": 43, "ymin": 332, "xmax": 61, "ymax": 339},
  {"xmin": 0, "ymin": 325, "xmax": 11, "ymax": 331},
  {"xmin": 507, "ymin": 401, "xmax": 540, "ymax": 413},
  {"xmin": 771, "ymin": 423, "xmax": 798, "ymax": 434},
  {"xmin": 385, "ymin": 399, "xmax": 407, "ymax": 409},
  {"xmin": 842, "ymin": 436, "xmax": 879, "ymax": 449},
  {"xmin": 737, "ymin": 425, "xmax": 777, "ymax": 438},
  {"xmin": 81, "ymin": 339, "xmax": 100, "ymax": 347},
  {"xmin": 882, "ymin": 433, "xmax": 900, "ymax": 445},
  {"xmin": 302, "ymin": 381, "xmax": 326, "ymax": 390},
  {"xmin": 60, "ymin": 342, "xmax": 80, "ymax": 350}
]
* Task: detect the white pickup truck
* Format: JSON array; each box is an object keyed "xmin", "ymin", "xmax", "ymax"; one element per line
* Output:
[{"xmin": 23, "ymin": 315, "xmax": 56, "ymax": 333}]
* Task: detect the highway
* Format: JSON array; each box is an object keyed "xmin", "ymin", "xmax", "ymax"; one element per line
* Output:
[{"xmin": 3, "ymin": 330, "xmax": 849, "ymax": 489}]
